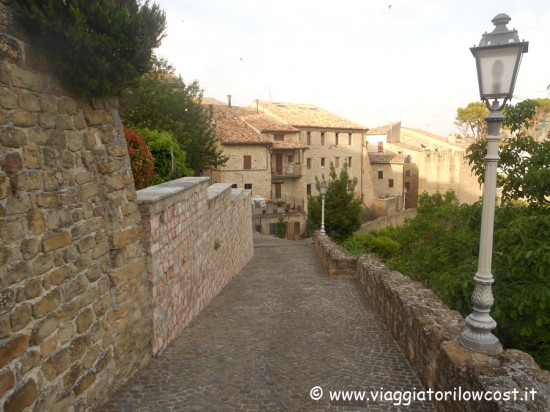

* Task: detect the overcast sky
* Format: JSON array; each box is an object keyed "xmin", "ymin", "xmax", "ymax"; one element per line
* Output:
[{"xmin": 153, "ymin": 0, "xmax": 550, "ymax": 137}]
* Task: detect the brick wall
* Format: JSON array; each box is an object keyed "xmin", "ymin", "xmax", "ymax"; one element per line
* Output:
[
  {"xmin": 313, "ymin": 232, "xmax": 550, "ymax": 411},
  {"xmin": 137, "ymin": 178, "xmax": 253, "ymax": 355}
]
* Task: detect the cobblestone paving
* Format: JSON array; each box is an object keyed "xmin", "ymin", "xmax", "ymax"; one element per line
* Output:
[{"xmin": 104, "ymin": 234, "xmax": 435, "ymax": 411}]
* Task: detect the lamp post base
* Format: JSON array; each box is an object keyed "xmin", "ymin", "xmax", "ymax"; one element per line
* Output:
[{"xmin": 459, "ymin": 325, "xmax": 501, "ymax": 353}]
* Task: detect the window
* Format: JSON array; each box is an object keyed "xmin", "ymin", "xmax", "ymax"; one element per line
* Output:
[
  {"xmin": 405, "ymin": 170, "xmax": 411, "ymax": 177},
  {"xmin": 306, "ymin": 157, "xmax": 312, "ymax": 169},
  {"xmin": 231, "ymin": 183, "xmax": 238, "ymax": 188},
  {"xmin": 405, "ymin": 182, "xmax": 410, "ymax": 190},
  {"xmin": 307, "ymin": 132, "xmax": 311, "ymax": 145},
  {"xmin": 335, "ymin": 133, "xmax": 339, "ymax": 145},
  {"xmin": 274, "ymin": 134, "xmax": 284, "ymax": 141},
  {"xmin": 243, "ymin": 155, "xmax": 252, "ymax": 170},
  {"xmin": 321, "ymin": 132, "xmax": 325, "ymax": 146},
  {"xmin": 274, "ymin": 183, "xmax": 282, "ymax": 198},
  {"xmin": 348, "ymin": 133, "xmax": 352, "ymax": 145},
  {"xmin": 335, "ymin": 157, "xmax": 340, "ymax": 168},
  {"xmin": 244, "ymin": 183, "xmax": 252, "ymax": 189},
  {"xmin": 348, "ymin": 157, "xmax": 352, "ymax": 167},
  {"xmin": 378, "ymin": 141, "xmax": 384, "ymax": 153},
  {"xmin": 389, "ymin": 179, "xmax": 394, "ymax": 188},
  {"xmin": 306, "ymin": 184, "xmax": 312, "ymax": 195},
  {"xmin": 320, "ymin": 157, "xmax": 326, "ymax": 167},
  {"xmin": 287, "ymin": 155, "xmax": 293, "ymax": 163},
  {"xmin": 378, "ymin": 170, "xmax": 384, "ymax": 179}
]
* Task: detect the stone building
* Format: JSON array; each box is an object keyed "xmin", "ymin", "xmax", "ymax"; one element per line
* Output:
[
  {"xmin": 367, "ymin": 122, "xmax": 482, "ymax": 206},
  {"xmin": 207, "ymin": 98, "xmax": 377, "ymax": 208}
]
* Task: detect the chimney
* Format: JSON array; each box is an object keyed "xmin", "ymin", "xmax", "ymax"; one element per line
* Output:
[{"xmin": 227, "ymin": 95, "xmax": 232, "ymax": 108}]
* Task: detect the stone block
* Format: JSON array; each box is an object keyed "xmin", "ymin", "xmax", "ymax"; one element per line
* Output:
[
  {"xmin": 0, "ymin": 333, "xmax": 29, "ymax": 368},
  {"xmin": 0, "ymin": 219, "xmax": 24, "ymax": 244},
  {"xmin": 20, "ymin": 349, "xmax": 40, "ymax": 375},
  {"xmin": 10, "ymin": 303, "xmax": 31, "ymax": 331},
  {"xmin": 40, "ymin": 334, "xmax": 58, "ymax": 358},
  {"xmin": 76, "ymin": 308, "xmax": 94, "ymax": 333},
  {"xmin": 0, "ymin": 127, "xmax": 27, "ymax": 147},
  {"xmin": 62, "ymin": 275, "xmax": 88, "ymax": 302},
  {"xmin": 42, "ymin": 230, "xmax": 71, "ymax": 252},
  {"xmin": 30, "ymin": 315, "xmax": 59, "ymax": 345},
  {"xmin": 112, "ymin": 227, "xmax": 140, "ymax": 248},
  {"xmin": 17, "ymin": 90, "xmax": 41, "ymax": 112},
  {"xmin": 22, "ymin": 278, "xmax": 42, "ymax": 300},
  {"xmin": 46, "ymin": 267, "xmax": 72, "ymax": 287},
  {"xmin": 0, "ymin": 369, "xmax": 15, "ymax": 397},
  {"xmin": 0, "ymin": 288, "xmax": 14, "ymax": 315},
  {"xmin": 84, "ymin": 110, "xmax": 112, "ymax": 126},
  {"xmin": 13, "ymin": 171, "xmax": 42, "ymax": 191},
  {"xmin": 32, "ymin": 289, "xmax": 60, "ymax": 318},
  {"xmin": 11, "ymin": 110, "xmax": 35, "ymax": 127},
  {"xmin": 0, "ymin": 246, "xmax": 7, "ymax": 265},
  {"xmin": 6, "ymin": 194, "xmax": 31, "ymax": 214},
  {"xmin": 50, "ymin": 131, "xmax": 67, "ymax": 149},
  {"xmin": 11, "ymin": 64, "xmax": 43, "ymax": 91},
  {"xmin": 27, "ymin": 129, "xmax": 49, "ymax": 145},
  {"xmin": 41, "ymin": 347, "xmax": 70, "ymax": 380},
  {"xmin": 22, "ymin": 145, "xmax": 44, "ymax": 168},
  {"xmin": 0, "ymin": 111, "xmax": 5, "ymax": 124},
  {"xmin": 36, "ymin": 192, "xmax": 60, "ymax": 208},
  {"xmin": 0, "ymin": 173, "xmax": 12, "ymax": 198},
  {"xmin": 57, "ymin": 322, "xmax": 74, "ymax": 345},
  {"xmin": 0, "ymin": 86, "xmax": 17, "ymax": 109},
  {"xmin": 0, "ymin": 316, "xmax": 10, "ymax": 338},
  {"xmin": 38, "ymin": 112, "xmax": 56, "ymax": 129},
  {"xmin": 74, "ymin": 371, "xmax": 96, "ymax": 395},
  {"xmin": 40, "ymin": 94, "xmax": 58, "ymax": 113},
  {"xmin": 3, "ymin": 262, "xmax": 29, "ymax": 286},
  {"xmin": 32, "ymin": 253, "xmax": 53, "ymax": 276},
  {"xmin": 27, "ymin": 210, "xmax": 46, "ymax": 235},
  {"xmin": 82, "ymin": 183, "xmax": 99, "ymax": 198},
  {"xmin": 20, "ymin": 237, "xmax": 39, "ymax": 260},
  {"xmin": 55, "ymin": 114, "xmax": 74, "ymax": 130},
  {"xmin": 2, "ymin": 152, "xmax": 22, "ymax": 172},
  {"xmin": 3, "ymin": 379, "xmax": 37, "ymax": 412}
]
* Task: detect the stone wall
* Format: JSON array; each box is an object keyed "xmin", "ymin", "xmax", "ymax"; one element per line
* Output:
[
  {"xmin": 358, "ymin": 208, "xmax": 417, "ymax": 233},
  {"xmin": 313, "ymin": 233, "xmax": 550, "ymax": 411},
  {"xmin": 137, "ymin": 178, "xmax": 253, "ymax": 355},
  {"xmin": 1, "ymin": 2, "xmax": 151, "ymax": 409}
]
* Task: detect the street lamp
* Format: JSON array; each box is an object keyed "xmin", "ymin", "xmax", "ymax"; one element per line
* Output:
[
  {"xmin": 460, "ymin": 13, "xmax": 528, "ymax": 353},
  {"xmin": 319, "ymin": 181, "xmax": 328, "ymax": 234}
]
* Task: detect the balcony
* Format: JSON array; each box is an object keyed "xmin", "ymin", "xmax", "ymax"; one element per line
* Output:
[{"xmin": 271, "ymin": 163, "xmax": 302, "ymax": 178}]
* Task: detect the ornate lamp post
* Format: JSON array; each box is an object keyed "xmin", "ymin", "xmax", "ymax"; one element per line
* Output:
[
  {"xmin": 460, "ymin": 13, "xmax": 528, "ymax": 352},
  {"xmin": 319, "ymin": 181, "xmax": 328, "ymax": 234}
]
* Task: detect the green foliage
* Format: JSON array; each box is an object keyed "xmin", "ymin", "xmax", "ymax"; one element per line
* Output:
[
  {"xmin": 307, "ymin": 162, "xmax": 362, "ymax": 240},
  {"xmin": 135, "ymin": 128, "xmax": 193, "ymax": 185},
  {"xmin": 455, "ymin": 102, "xmax": 489, "ymax": 139},
  {"xmin": 339, "ymin": 191, "xmax": 550, "ymax": 370},
  {"xmin": 124, "ymin": 127, "xmax": 156, "ymax": 189},
  {"xmin": 339, "ymin": 233, "xmax": 399, "ymax": 259},
  {"xmin": 14, "ymin": 0, "xmax": 166, "ymax": 97},
  {"xmin": 120, "ymin": 62, "xmax": 227, "ymax": 174},
  {"xmin": 466, "ymin": 99, "xmax": 550, "ymax": 208},
  {"xmin": 277, "ymin": 216, "xmax": 285, "ymax": 238}
]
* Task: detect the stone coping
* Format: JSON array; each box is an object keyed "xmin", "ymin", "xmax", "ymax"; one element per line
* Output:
[{"xmin": 137, "ymin": 177, "xmax": 210, "ymax": 203}]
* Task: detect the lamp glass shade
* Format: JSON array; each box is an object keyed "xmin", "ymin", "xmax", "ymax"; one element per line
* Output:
[
  {"xmin": 473, "ymin": 43, "xmax": 524, "ymax": 100},
  {"xmin": 319, "ymin": 182, "xmax": 328, "ymax": 196}
]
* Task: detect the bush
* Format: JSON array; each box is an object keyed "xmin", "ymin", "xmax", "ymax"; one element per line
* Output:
[
  {"xmin": 14, "ymin": 0, "xmax": 166, "ymax": 97},
  {"xmin": 340, "ymin": 233, "xmax": 399, "ymax": 259},
  {"xmin": 135, "ymin": 128, "xmax": 193, "ymax": 184},
  {"xmin": 124, "ymin": 127, "xmax": 156, "ymax": 189}
]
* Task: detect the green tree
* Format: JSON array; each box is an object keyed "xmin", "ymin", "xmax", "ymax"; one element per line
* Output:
[
  {"xmin": 455, "ymin": 102, "xmax": 490, "ymax": 139},
  {"xmin": 135, "ymin": 128, "xmax": 193, "ymax": 185},
  {"xmin": 466, "ymin": 99, "xmax": 550, "ymax": 207},
  {"xmin": 120, "ymin": 62, "xmax": 227, "ymax": 175},
  {"xmin": 307, "ymin": 162, "xmax": 362, "ymax": 239},
  {"xmin": 14, "ymin": 0, "xmax": 166, "ymax": 97}
]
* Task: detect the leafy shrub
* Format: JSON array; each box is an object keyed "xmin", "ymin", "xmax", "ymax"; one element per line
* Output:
[
  {"xmin": 124, "ymin": 127, "xmax": 156, "ymax": 189},
  {"xmin": 14, "ymin": 0, "xmax": 166, "ymax": 97},
  {"xmin": 135, "ymin": 128, "xmax": 193, "ymax": 184}
]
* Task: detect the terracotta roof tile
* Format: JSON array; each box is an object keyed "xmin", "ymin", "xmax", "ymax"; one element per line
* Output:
[
  {"xmin": 272, "ymin": 141, "xmax": 309, "ymax": 150},
  {"xmin": 231, "ymin": 107, "xmax": 300, "ymax": 133},
  {"xmin": 210, "ymin": 105, "xmax": 272, "ymax": 145},
  {"xmin": 368, "ymin": 152, "xmax": 404, "ymax": 164},
  {"xmin": 256, "ymin": 101, "xmax": 367, "ymax": 130}
]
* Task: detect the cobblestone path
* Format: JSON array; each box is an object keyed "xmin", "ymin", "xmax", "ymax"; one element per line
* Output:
[{"xmin": 104, "ymin": 234, "xmax": 435, "ymax": 411}]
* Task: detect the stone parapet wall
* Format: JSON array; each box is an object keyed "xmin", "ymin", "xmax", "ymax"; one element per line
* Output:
[
  {"xmin": 137, "ymin": 178, "xmax": 254, "ymax": 355},
  {"xmin": 313, "ymin": 232, "xmax": 356, "ymax": 276},
  {"xmin": 358, "ymin": 208, "xmax": 418, "ymax": 233},
  {"xmin": 313, "ymin": 233, "xmax": 550, "ymax": 411}
]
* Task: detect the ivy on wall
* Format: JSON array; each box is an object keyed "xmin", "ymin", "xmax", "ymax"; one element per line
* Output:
[{"xmin": 14, "ymin": 0, "xmax": 166, "ymax": 97}]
